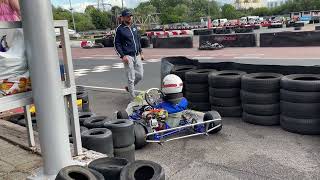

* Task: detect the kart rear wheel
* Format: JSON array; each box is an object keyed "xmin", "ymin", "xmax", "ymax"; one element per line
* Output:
[
  {"xmin": 203, "ymin": 111, "xmax": 222, "ymax": 134},
  {"xmin": 134, "ymin": 123, "xmax": 147, "ymax": 149}
]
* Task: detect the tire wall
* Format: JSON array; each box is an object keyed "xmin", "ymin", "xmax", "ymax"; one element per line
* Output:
[
  {"xmin": 199, "ymin": 34, "xmax": 256, "ymax": 47},
  {"xmin": 260, "ymin": 31, "xmax": 320, "ymax": 47},
  {"xmin": 153, "ymin": 36, "xmax": 193, "ymax": 48}
]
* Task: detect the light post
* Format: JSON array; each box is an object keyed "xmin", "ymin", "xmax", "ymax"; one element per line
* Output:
[{"xmin": 68, "ymin": 0, "xmax": 76, "ymax": 32}]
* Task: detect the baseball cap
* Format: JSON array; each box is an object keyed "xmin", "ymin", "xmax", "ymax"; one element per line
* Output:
[{"xmin": 121, "ymin": 9, "xmax": 133, "ymax": 17}]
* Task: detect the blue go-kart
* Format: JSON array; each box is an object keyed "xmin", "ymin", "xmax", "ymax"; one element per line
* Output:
[{"xmin": 116, "ymin": 88, "xmax": 222, "ymax": 149}]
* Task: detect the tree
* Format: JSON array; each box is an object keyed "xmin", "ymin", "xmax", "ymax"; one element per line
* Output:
[
  {"xmin": 221, "ymin": 4, "xmax": 238, "ymax": 19},
  {"xmin": 85, "ymin": 7, "xmax": 111, "ymax": 30}
]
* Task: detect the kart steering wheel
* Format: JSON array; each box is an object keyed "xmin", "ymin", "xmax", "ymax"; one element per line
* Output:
[{"xmin": 145, "ymin": 88, "xmax": 165, "ymax": 107}]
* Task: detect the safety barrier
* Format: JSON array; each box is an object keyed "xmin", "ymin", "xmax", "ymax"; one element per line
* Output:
[
  {"xmin": 260, "ymin": 31, "xmax": 320, "ymax": 47},
  {"xmin": 153, "ymin": 36, "xmax": 193, "ymax": 48},
  {"xmin": 199, "ymin": 33, "xmax": 256, "ymax": 47}
]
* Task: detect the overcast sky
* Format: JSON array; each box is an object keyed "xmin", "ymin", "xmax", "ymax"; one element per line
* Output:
[{"xmin": 52, "ymin": 0, "xmax": 234, "ymax": 12}]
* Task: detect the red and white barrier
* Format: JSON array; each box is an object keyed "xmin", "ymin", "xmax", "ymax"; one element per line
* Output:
[{"xmin": 146, "ymin": 30, "xmax": 193, "ymax": 37}]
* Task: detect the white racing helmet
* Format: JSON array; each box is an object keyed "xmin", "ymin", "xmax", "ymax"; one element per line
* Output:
[{"xmin": 162, "ymin": 74, "xmax": 183, "ymax": 95}]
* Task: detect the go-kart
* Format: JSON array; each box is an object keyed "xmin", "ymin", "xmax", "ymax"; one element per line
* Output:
[{"xmin": 116, "ymin": 88, "xmax": 222, "ymax": 149}]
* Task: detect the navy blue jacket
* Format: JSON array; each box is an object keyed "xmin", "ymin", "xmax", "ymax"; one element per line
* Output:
[{"xmin": 114, "ymin": 23, "xmax": 142, "ymax": 58}]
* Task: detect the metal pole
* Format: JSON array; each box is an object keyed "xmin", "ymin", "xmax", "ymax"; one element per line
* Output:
[
  {"xmin": 19, "ymin": 0, "xmax": 72, "ymax": 177},
  {"xmin": 69, "ymin": 0, "xmax": 77, "ymax": 32},
  {"xmin": 122, "ymin": 0, "xmax": 124, "ymax": 10}
]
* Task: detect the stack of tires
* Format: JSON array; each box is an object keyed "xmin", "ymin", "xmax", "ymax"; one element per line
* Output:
[
  {"xmin": 56, "ymin": 158, "xmax": 165, "ymax": 180},
  {"xmin": 81, "ymin": 116, "xmax": 114, "ymax": 157},
  {"xmin": 170, "ymin": 65, "xmax": 197, "ymax": 95},
  {"xmin": 185, "ymin": 69, "xmax": 215, "ymax": 111},
  {"xmin": 280, "ymin": 74, "xmax": 320, "ymax": 135},
  {"xmin": 140, "ymin": 37, "xmax": 150, "ymax": 48},
  {"xmin": 241, "ymin": 73, "xmax": 283, "ymax": 126},
  {"xmin": 209, "ymin": 70, "xmax": 246, "ymax": 117},
  {"xmin": 104, "ymin": 119, "xmax": 135, "ymax": 163},
  {"xmin": 77, "ymin": 86, "xmax": 90, "ymax": 112}
]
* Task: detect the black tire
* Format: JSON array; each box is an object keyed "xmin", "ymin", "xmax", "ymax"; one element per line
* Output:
[
  {"xmin": 140, "ymin": 37, "xmax": 150, "ymax": 48},
  {"xmin": 77, "ymin": 91, "xmax": 89, "ymax": 103},
  {"xmin": 89, "ymin": 169, "xmax": 105, "ymax": 180},
  {"xmin": 114, "ymin": 144, "xmax": 135, "ymax": 163},
  {"xmin": 120, "ymin": 160, "xmax": 165, "ymax": 180},
  {"xmin": 185, "ymin": 92, "xmax": 209, "ymax": 102},
  {"xmin": 88, "ymin": 157, "xmax": 129, "ymax": 180},
  {"xmin": 171, "ymin": 65, "xmax": 197, "ymax": 81},
  {"xmin": 116, "ymin": 110, "xmax": 129, "ymax": 119},
  {"xmin": 242, "ymin": 103, "xmax": 280, "ymax": 116},
  {"xmin": 17, "ymin": 117, "xmax": 37, "ymax": 127},
  {"xmin": 84, "ymin": 116, "xmax": 110, "ymax": 129},
  {"xmin": 82, "ymin": 101, "xmax": 91, "ymax": 112},
  {"xmin": 280, "ymin": 89, "xmax": 320, "ymax": 103},
  {"xmin": 281, "ymin": 74, "xmax": 320, "ymax": 92},
  {"xmin": 242, "ymin": 112, "xmax": 279, "ymax": 126},
  {"xmin": 203, "ymin": 111, "xmax": 222, "ymax": 134},
  {"xmin": 79, "ymin": 112, "xmax": 96, "ymax": 126},
  {"xmin": 209, "ymin": 88, "xmax": 240, "ymax": 98},
  {"xmin": 185, "ymin": 83, "xmax": 208, "ymax": 93},
  {"xmin": 210, "ymin": 97, "xmax": 241, "ymax": 107},
  {"xmin": 189, "ymin": 102, "xmax": 211, "ymax": 111},
  {"xmin": 208, "ymin": 70, "xmax": 246, "ymax": 88},
  {"xmin": 104, "ymin": 119, "xmax": 134, "ymax": 148},
  {"xmin": 134, "ymin": 123, "xmax": 147, "ymax": 149},
  {"xmin": 55, "ymin": 165, "xmax": 97, "ymax": 180},
  {"xmin": 81, "ymin": 128, "xmax": 114, "ymax": 157},
  {"xmin": 76, "ymin": 86, "xmax": 85, "ymax": 93},
  {"xmin": 240, "ymin": 90, "xmax": 279, "ymax": 104},
  {"xmin": 9, "ymin": 115, "xmax": 24, "ymax": 124},
  {"xmin": 241, "ymin": 73, "xmax": 283, "ymax": 93},
  {"xmin": 280, "ymin": 101, "xmax": 320, "ymax": 119},
  {"xmin": 280, "ymin": 115, "xmax": 320, "ymax": 135},
  {"xmin": 80, "ymin": 126, "xmax": 89, "ymax": 133},
  {"xmin": 211, "ymin": 106, "xmax": 242, "ymax": 117},
  {"xmin": 185, "ymin": 69, "xmax": 216, "ymax": 83}
]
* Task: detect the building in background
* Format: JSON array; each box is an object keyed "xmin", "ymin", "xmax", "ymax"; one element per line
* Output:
[
  {"xmin": 234, "ymin": 0, "xmax": 265, "ymax": 10},
  {"xmin": 266, "ymin": 0, "xmax": 288, "ymax": 8}
]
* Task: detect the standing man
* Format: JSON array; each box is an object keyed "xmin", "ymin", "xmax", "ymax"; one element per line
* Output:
[{"xmin": 114, "ymin": 9, "xmax": 144, "ymax": 101}]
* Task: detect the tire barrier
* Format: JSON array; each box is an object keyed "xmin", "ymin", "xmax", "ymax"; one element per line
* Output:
[
  {"xmin": 101, "ymin": 38, "xmax": 114, "ymax": 47},
  {"xmin": 193, "ymin": 29, "xmax": 214, "ymax": 36},
  {"xmin": 77, "ymin": 87, "xmax": 91, "ymax": 112},
  {"xmin": 185, "ymin": 69, "xmax": 215, "ymax": 111},
  {"xmin": 316, "ymin": 26, "xmax": 320, "ymax": 31},
  {"xmin": 104, "ymin": 119, "xmax": 134, "ymax": 148},
  {"xmin": 81, "ymin": 128, "xmax": 114, "ymax": 157},
  {"xmin": 199, "ymin": 34, "xmax": 256, "ymax": 48},
  {"xmin": 294, "ymin": 22, "xmax": 305, "ymax": 27},
  {"xmin": 55, "ymin": 165, "xmax": 101, "ymax": 180},
  {"xmin": 114, "ymin": 144, "xmax": 135, "ymax": 163},
  {"xmin": 215, "ymin": 28, "xmax": 232, "ymax": 34},
  {"xmin": 280, "ymin": 74, "xmax": 320, "ymax": 134},
  {"xmin": 88, "ymin": 157, "xmax": 129, "ymax": 180},
  {"xmin": 241, "ymin": 73, "xmax": 283, "ymax": 126},
  {"xmin": 234, "ymin": 28, "xmax": 253, "ymax": 33},
  {"xmin": 153, "ymin": 36, "xmax": 193, "ymax": 48},
  {"xmin": 209, "ymin": 70, "xmax": 246, "ymax": 117},
  {"xmin": 140, "ymin": 37, "xmax": 150, "ymax": 48},
  {"xmin": 268, "ymin": 24, "xmax": 283, "ymax": 28},
  {"xmin": 79, "ymin": 112, "xmax": 96, "ymax": 126},
  {"xmin": 260, "ymin": 31, "xmax": 320, "ymax": 47},
  {"xmin": 120, "ymin": 160, "xmax": 165, "ymax": 180},
  {"xmin": 84, "ymin": 116, "xmax": 110, "ymax": 129},
  {"xmin": 294, "ymin": 27, "xmax": 302, "ymax": 31}
]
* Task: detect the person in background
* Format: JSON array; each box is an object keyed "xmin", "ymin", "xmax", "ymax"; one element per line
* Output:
[
  {"xmin": 0, "ymin": 0, "xmax": 20, "ymax": 21},
  {"xmin": 114, "ymin": 9, "xmax": 144, "ymax": 101}
]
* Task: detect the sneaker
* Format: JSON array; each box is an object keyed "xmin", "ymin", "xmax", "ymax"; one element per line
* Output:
[{"xmin": 125, "ymin": 86, "xmax": 129, "ymax": 92}]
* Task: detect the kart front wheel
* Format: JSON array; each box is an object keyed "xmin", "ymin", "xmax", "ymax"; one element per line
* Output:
[
  {"xmin": 204, "ymin": 111, "xmax": 222, "ymax": 134},
  {"xmin": 116, "ymin": 110, "xmax": 129, "ymax": 119}
]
